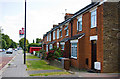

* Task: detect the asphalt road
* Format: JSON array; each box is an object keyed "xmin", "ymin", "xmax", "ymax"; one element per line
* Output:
[{"xmin": 0, "ymin": 50, "xmax": 18, "ymax": 70}]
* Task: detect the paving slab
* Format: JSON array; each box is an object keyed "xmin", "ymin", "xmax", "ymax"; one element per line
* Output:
[{"xmin": 2, "ymin": 50, "xmax": 29, "ymax": 77}]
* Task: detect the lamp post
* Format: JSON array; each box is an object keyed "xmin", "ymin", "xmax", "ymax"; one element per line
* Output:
[{"xmin": 24, "ymin": 0, "xmax": 26, "ymax": 64}]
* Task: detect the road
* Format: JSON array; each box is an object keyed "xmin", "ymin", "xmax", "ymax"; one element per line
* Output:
[{"xmin": 0, "ymin": 50, "xmax": 17, "ymax": 70}]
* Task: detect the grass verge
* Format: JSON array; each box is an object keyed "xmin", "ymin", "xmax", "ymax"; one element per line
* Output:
[
  {"xmin": 30, "ymin": 72, "xmax": 70, "ymax": 76},
  {"xmin": 26, "ymin": 60, "xmax": 62, "ymax": 71},
  {"xmin": 26, "ymin": 55, "xmax": 39, "ymax": 59}
]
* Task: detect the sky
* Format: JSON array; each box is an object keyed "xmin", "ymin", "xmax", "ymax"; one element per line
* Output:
[{"xmin": 0, "ymin": 0, "xmax": 91, "ymax": 43}]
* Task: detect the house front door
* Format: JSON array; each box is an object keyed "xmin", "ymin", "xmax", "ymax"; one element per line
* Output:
[{"xmin": 91, "ymin": 40, "xmax": 97, "ymax": 70}]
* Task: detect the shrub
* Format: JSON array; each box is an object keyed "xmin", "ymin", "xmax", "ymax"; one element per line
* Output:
[{"xmin": 46, "ymin": 47, "xmax": 66, "ymax": 61}]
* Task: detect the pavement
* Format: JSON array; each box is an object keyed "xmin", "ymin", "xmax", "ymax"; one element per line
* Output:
[{"xmin": 1, "ymin": 50, "xmax": 29, "ymax": 77}]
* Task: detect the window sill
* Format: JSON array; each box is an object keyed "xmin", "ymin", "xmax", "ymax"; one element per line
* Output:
[
  {"xmin": 66, "ymin": 35, "xmax": 69, "ymax": 37},
  {"xmin": 71, "ymin": 56, "xmax": 77, "ymax": 59},
  {"xmin": 91, "ymin": 26, "xmax": 97, "ymax": 29}
]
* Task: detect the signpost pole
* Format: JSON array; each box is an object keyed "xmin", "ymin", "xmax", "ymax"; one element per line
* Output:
[{"xmin": 24, "ymin": 0, "xmax": 26, "ymax": 64}]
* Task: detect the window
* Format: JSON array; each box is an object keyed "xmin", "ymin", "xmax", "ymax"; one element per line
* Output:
[
  {"xmin": 91, "ymin": 9, "xmax": 97, "ymax": 28},
  {"xmin": 57, "ymin": 42, "xmax": 59, "ymax": 48},
  {"xmin": 53, "ymin": 31, "xmax": 55, "ymax": 40},
  {"xmin": 77, "ymin": 16, "xmax": 82, "ymax": 31},
  {"xmin": 49, "ymin": 33, "xmax": 51, "ymax": 41},
  {"xmin": 49, "ymin": 44, "xmax": 52, "ymax": 49},
  {"xmin": 46, "ymin": 45, "xmax": 48, "ymax": 52},
  {"xmin": 60, "ymin": 28, "xmax": 62, "ymax": 37},
  {"xmin": 71, "ymin": 43, "xmax": 77, "ymax": 59},
  {"xmin": 64, "ymin": 26, "xmax": 68, "ymax": 36},
  {"xmin": 47, "ymin": 35, "xmax": 48, "ymax": 41},
  {"xmin": 57, "ymin": 29, "xmax": 59, "ymax": 39}
]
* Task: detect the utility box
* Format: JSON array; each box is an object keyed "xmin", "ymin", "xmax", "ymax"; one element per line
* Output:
[{"xmin": 62, "ymin": 58, "xmax": 70, "ymax": 70}]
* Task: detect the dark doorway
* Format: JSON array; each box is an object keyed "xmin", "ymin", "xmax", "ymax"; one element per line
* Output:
[{"xmin": 91, "ymin": 40, "xmax": 97, "ymax": 70}]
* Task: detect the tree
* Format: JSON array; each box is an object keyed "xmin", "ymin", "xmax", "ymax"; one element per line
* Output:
[
  {"xmin": 10, "ymin": 39, "xmax": 17, "ymax": 48},
  {"xmin": 33, "ymin": 39, "xmax": 35, "ymax": 43},
  {"xmin": 36, "ymin": 38, "xmax": 41, "ymax": 43},
  {"xmin": 2, "ymin": 34, "xmax": 12, "ymax": 49},
  {"xmin": 0, "ymin": 39, "xmax": 7, "ymax": 49},
  {"xmin": 19, "ymin": 38, "xmax": 29, "ymax": 50}
]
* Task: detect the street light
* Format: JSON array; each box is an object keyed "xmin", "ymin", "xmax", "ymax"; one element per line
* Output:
[{"xmin": 24, "ymin": 0, "xmax": 26, "ymax": 64}]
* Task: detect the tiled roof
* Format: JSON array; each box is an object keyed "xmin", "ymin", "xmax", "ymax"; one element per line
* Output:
[{"xmin": 70, "ymin": 33, "xmax": 85, "ymax": 40}]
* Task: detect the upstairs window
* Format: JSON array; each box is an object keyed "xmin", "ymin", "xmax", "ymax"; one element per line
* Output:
[
  {"xmin": 53, "ymin": 31, "xmax": 55, "ymax": 40},
  {"xmin": 91, "ymin": 9, "xmax": 97, "ymax": 28},
  {"xmin": 60, "ymin": 28, "xmax": 62, "ymax": 38},
  {"xmin": 49, "ymin": 33, "xmax": 51, "ymax": 41},
  {"xmin": 57, "ymin": 29, "xmax": 59, "ymax": 39},
  {"xmin": 47, "ymin": 35, "xmax": 48, "ymax": 41},
  {"xmin": 64, "ymin": 26, "xmax": 69, "ymax": 36},
  {"xmin": 77, "ymin": 16, "xmax": 82, "ymax": 31}
]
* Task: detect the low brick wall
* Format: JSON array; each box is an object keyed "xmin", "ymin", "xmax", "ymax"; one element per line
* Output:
[{"xmin": 49, "ymin": 60, "xmax": 64, "ymax": 69}]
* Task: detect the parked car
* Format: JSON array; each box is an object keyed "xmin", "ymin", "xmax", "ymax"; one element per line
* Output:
[
  {"xmin": 15, "ymin": 48, "xmax": 17, "ymax": 51},
  {"xmin": 0, "ymin": 49, "xmax": 2, "ymax": 52},
  {"xmin": 2, "ymin": 49, "xmax": 5, "ymax": 52},
  {"xmin": 6, "ymin": 48, "xmax": 13, "ymax": 54}
]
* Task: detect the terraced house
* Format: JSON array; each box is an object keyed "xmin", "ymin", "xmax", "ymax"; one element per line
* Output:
[{"xmin": 42, "ymin": 1, "xmax": 120, "ymax": 73}]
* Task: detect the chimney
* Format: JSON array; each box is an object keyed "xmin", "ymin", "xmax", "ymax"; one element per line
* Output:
[
  {"xmin": 64, "ymin": 13, "xmax": 74, "ymax": 20},
  {"xmin": 53, "ymin": 25, "xmax": 58, "ymax": 28},
  {"xmin": 58, "ymin": 23, "xmax": 61, "ymax": 25}
]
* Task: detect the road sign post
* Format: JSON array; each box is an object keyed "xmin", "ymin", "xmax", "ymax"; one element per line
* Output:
[{"xmin": 24, "ymin": 0, "xmax": 26, "ymax": 64}]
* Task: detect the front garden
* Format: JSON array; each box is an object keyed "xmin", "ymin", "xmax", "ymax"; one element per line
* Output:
[{"xmin": 26, "ymin": 47, "xmax": 70, "ymax": 76}]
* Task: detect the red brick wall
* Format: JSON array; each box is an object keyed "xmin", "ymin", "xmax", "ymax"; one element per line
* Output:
[{"xmin": 70, "ymin": 5, "xmax": 103, "ymax": 71}]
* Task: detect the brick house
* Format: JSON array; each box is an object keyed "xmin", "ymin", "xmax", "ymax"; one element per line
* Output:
[{"xmin": 42, "ymin": 1, "xmax": 120, "ymax": 73}]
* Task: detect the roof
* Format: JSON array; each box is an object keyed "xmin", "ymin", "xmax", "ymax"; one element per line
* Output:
[
  {"xmin": 47, "ymin": 41, "xmax": 56, "ymax": 45},
  {"xmin": 43, "ymin": 2, "xmax": 100, "ymax": 38},
  {"xmin": 59, "ymin": 37, "xmax": 71, "ymax": 42},
  {"xmin": 70, "ymin": 33, "xmax": 85, "ymax": 40}
]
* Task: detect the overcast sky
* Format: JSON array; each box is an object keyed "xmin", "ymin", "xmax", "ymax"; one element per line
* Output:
[{"xmin": 0, "ymin": 0, "xmax": 91, "ymax": 43}]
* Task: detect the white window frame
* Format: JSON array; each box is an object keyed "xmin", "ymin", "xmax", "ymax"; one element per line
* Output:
[
  {"xmin": 49, "ymin": 44, "xmax": 52, "ymax": 50},
  {"xmin": 60, "ymin": 28, "xmax": 62, "ymax": 38},
  {"xmin": 77, "ymin": 16, "xmax": 82, "ymax": 31},
  {"xmin": 49, "ymin": 33, "xmax": 51, "ymax": 41},
  {"xmin": 90, "ymin": 35, "xmax": 98, "ymax": 40},
  {"xmin": 53, "ymin": 31, "xmax": 55, "ymax": 40},
  {"xmin": 60, "ymin": 42, "xmax": 65, "ymax": 50},
  {"xmin": 57, "ymin": 42, "xmax": 59, "ymax": 48},
  {"xmin": 70, "ymin": 40, "xmax": 78, "ymax": 59},
  {"xmin": 57, "ymin": 29, "xmax": 59, "ymax": 39},
  {"xmin": 91, "ymin": 9, "xmax": 97, "ymax": 28},
  {"xmin": 46, "ymin": 45, "xmax": 48, "ymax": 52},
  {"xmin": 64, "ymin": 26, "xmax": 69, "ymax": 36},
  {"xmin": 47, "ymin": 35, "xmax": 48, "ymax": 41}
]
